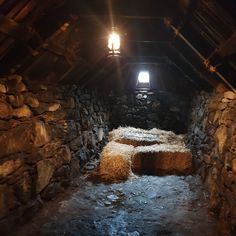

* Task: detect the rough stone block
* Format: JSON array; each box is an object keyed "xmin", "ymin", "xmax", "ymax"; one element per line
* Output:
[
  {"xmin": 0, "ymin": 120, "xmax": 51, "ymax": 158},
  {"xmin": 40, "ymin": 111, "xmax": 66, "ymax": 122},
  {"xmin": 37, "ymin": 140, "xmax": 62, "ymax": 159},
  {"xmin": 0, "ymin": 124, "xmax": 31, "ymax": 158},
  {"xmin": 16, "ymin": 81, "xmax": 27, "ymax": 93},
  {"xmin": 33, "ymin": 102, "xmax": 50, "ymax": 114},
  {"xmin": 49, "ymin": 123, "xmax": 65, "ymax": 140},
  {"xmin": 13, "ymin": 105, "xmax": 32, "ymax": 118},
  {"xmin": 33, "ymin": 121, "xmax": 51, "ymax": 147},
  {"xmin": 55, "ymin": 145, "xmax": 71, "ymax": 166},
  {"xmin": 48, "ymin": 103, "xmax": 61, "ymax": 112},
  {"xmin": 36, "ymin": 159, "xmax": 56, "ymax": 193},
  {"xmin": 70, "ymin": 137, "xmax": 83, "ymax": 151},
  {"xmin": 224, "ymin": 91, "xmax": 236, "ymax": 100},
  {"xmin": 0, "ymin": 84, "xmax": 7, "ymax": 93},
  {"xmin": 219, "ymin": 108, "xmax": 234, "ymax": 126},
  {"xmin": 0, "ymin": 101, "xmax": 12, "ymax": 119},
  {"xmin": 7, "ymin": 94, "xmax": 24, "ymax": 108},
  {"xmin": 24, "ymin": 93, "xmax": 39, "ymax": 108},
  {"xmin": 215, "ymin": 125, "xmax": 228, "ymax": 154},
  {"xmin": 0, "ymin": 158, "xmax": 22, "ymax": 178},
  {"xmin": 14, "ymin": 171, "xmax": 32, "ymax": 204}
]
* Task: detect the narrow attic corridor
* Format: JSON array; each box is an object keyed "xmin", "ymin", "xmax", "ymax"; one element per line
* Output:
[
  {"xmin": 0, "ymin": 0, "xmax": 236, "ymax": 236},
  {"xmin": 15, "ymin": 127, "xmax": 219, "ymax": 236}
]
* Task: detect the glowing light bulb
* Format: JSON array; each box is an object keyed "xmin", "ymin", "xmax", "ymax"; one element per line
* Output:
[{"xmin": 108, "ymin": 32, "xmax": 120, "ymax": 53}]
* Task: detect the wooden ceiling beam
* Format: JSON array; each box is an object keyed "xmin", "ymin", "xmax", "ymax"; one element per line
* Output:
[
  {"xmin": 0, "ymin": 14, "xmax": 36, "ymax": 41},
  {"xmin": 79, "ymin": 15, "xmax": 164, "ymax": 20},
  {"xmin": 168, "ymin": 23, "xmax": 236, "ymax": 92}
]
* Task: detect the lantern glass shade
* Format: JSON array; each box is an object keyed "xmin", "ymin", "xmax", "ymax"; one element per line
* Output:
[{"xmin": 108, "ymin": 31, "xmax": 120, "ymax": 54}]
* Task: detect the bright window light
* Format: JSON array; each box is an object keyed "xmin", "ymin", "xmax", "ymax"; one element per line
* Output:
[
  {"xmin": 138, "ymin": 71, "xmax": 150, "ymax": 83},
  {"xmin": 108, "ymin": 32, "xmax": 120, "ymax": 53}
]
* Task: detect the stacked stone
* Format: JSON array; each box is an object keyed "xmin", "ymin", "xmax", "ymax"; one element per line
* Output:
[
  {"xmin": 0, "ymin": 74, "xmax": 109, "ymax": 232},
  {"xmin": 109, "ymin": 91, "xmax": 161, "ymax": 129},
  {"xmin": 188, "ymin": 88, "xmax": 236, "ymax": 234},
  {"xmin": 109, "ymin": 90, "xmax": 189, "ymax": 133}
]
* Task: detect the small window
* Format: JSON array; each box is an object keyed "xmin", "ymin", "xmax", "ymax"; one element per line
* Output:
[
  {"xmin": 136, "ymin": 71, "xmax": 150, "ymax": 89},
  {"xmin": 138, "ymin": 71, "xmax": 150, "ymax": 83}
]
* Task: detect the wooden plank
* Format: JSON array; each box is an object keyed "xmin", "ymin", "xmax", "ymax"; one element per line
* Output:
[
  {"xmin": 7, "ymin": 0, "xmax": 30, "ymax": 19},
  {"xmin": 0, "ymin": 14, "xmax": 35, "ymax": 40},
  {"xmin": 0, "ymin": 13, "xmax": 38, "ymax": 57},
  {"xmin": 21, "ymin": 0, "xmax": 50, "ymax": 25},
  {"xmin": 14, "ymin": 0, "xmax": 38, "ymax": 22},
  {"xmin": 42, "ymin": 43, "xmax": 66, "ymax": 56},
  {"xmin": 0, "ymin": 0, "xmax": 53, "ymax": 62},
  {"xmin": 0, "ymin": 0, "xmax": 29, "ymax": 46}
]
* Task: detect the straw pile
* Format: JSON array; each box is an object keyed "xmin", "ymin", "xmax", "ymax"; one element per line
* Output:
[
  {"xmin": 99, "ymin": 141, "xmax": 134, "ymax": 182},
  {"xmin": 109, "ymin": 126, "xmax": 185, "ymax": 146}
]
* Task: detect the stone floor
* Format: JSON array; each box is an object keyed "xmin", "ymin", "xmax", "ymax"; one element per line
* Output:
[{"xmin": 15, "ymin": 174, "xmax": 218, "ymax": 236}]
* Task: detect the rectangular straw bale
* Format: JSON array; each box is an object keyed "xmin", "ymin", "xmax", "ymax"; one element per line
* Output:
[
  {"xmin": 99, "ymin": 141, "xmax": 134, "ymax": 182},
  {"xmin": 132, "ymin": 144, "xmax": 192, "ymax": 175}
]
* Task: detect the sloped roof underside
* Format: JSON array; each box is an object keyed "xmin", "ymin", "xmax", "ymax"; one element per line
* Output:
[{"xmin": 0, "ymin": 0, "xmax": 235, "ymax": 92}]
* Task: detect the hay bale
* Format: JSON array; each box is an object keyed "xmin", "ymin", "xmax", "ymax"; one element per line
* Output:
[
  {"xmin": 99, "ymin": 141, "xmax": 134, "ymax": 182},
  {"xmin": 101, "ymin": 127, "xmax": 191, "ymax": 179},
  {"xmin": 132, "ymin": 144, "xmax": 192, "ymax": 176},
  {"xmin": 149, "ymin": 128, "xmax": 186, "ymax": 145},
  {"xmin": 109, "ymin": 126, "xmax": 161, "ymax": 147},
  {"xmin": 109, "ymin": 126, "xmax": 185, "ymax": 147}
]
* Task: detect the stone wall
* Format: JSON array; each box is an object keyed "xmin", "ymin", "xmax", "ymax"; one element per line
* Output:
[
  {"xmin": 0, "ymin": 74, "xmax": 110, "ymax": 233},
  {"xmin": 188, "ymin": 88, "xmax": 236, "ymax": 234},
  {"xmin": 109, "ymin": 90, "xmax": 191, "ymax": 134}
]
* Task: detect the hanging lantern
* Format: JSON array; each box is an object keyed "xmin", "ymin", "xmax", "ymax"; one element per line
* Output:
[{"xmin": 108, "ymin": 29, "xmax": 121, "ymax": 56}]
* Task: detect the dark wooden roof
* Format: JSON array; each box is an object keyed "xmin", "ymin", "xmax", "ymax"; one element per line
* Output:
[{"xmin": 0, "ymin": 0, "xmax": 235, "ymax": 92}]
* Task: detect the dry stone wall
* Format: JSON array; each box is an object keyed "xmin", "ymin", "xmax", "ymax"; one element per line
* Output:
[
  {"xmin": 0, "ymin": 74, "xmax": 110, "ymax": 233},
  {"xmin": 109, "ymin": 90, "xmax": 190, "ymax": 134},
  {"xmin": 188, "ymin": 88, "xmax": 236, "ymax": 234}
]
